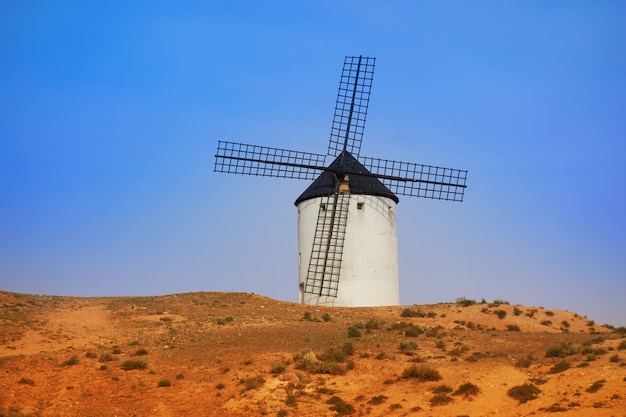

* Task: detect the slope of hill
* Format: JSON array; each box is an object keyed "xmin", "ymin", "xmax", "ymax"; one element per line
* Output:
[{"xmin": 1, "ymin": 291, "xmax": 624, "ymax": 416}]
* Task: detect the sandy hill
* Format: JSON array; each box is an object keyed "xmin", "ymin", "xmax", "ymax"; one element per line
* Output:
[{"xmin": 1, "ymin": 291, "xmax": 624, "ymax": 417}]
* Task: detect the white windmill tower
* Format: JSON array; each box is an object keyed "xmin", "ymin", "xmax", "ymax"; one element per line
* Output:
[{"xmin": 215, "ymin": 56, "xmax": 468, "ymax": 307}]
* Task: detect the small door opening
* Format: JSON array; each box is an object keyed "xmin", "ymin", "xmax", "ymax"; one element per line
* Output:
[{"xmin": 357, "ymin": 202, "xmax": 364, "ymax": 210}]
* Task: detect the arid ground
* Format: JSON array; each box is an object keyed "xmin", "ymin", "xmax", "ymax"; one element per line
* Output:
[{"xmin": 1, "ymin": 291, "xmax": 624, "ymax": 417}]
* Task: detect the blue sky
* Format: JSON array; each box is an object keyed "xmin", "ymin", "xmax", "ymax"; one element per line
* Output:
[{"xmin": 1, "ymin": 1, "xmax": 625, "ymax": 326}]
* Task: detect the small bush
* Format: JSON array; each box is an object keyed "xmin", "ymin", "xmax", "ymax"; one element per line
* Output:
[
  {"xmin": 242, "ymin": 376, "xmax": 265, "ymax": 391},
  {"xmin": 432, "ymin": 385, "xmax": 453, "ymax": 394},
  {"xmin": 609, "ymin": 354, "xmax": 620, "ymax": 363},
  {"xmin": 99, "ymin": 353, "xmax": 114, "ymax": 362},
  {"xmin": 506, "ymin": 324, "xmax": 521, "ymax": 332},
  {"xmin": 494, "ymin": 309, "xmax": 507, "ymax": 319},
  {"xmin": 513, "ymin": 307, "xmax": 522, "ymax": 316},
  {"xmin": 121, "ymin": 360, "xmax": 147, "ymax": 371},
  {"xmin": 316, "ymin": 387, "xmax": 335, "ymax": 394},
  {"xmin": 454, "ymin": 382, "xmax": 480, "ymax": 397},
  {"xmin": 271, "ymin": 364, "xmax": 286, "ymax": 374},
  {"xmin": 543, "ymin": 403, "xmax": 567, "ymax": 412},
  {"xmin": 63, "ymin": 356, "xmax": 79, "ymax": 367},
  {"xmin": 401, "ymin": 364, "xmax": 441, "ymax": 381},
  {"xmin": 215, "ymin": 383, "xmax": 225, "ymax": 390},
  {"xmin": 400, "ymin": 308, "xmax": 425, "ymax": 318},
  {"xmin": 157, "ymin": 379, "xmax": 171, "ymax": 387},
  {"xmin": 285, "ymin": 393, "xmax": 297, "ymax": 406},
  {"xmin": 341, "ymin": 342, "xmax": 355, "ymax": 356},
  {"xmin": 617, "ymin": 340, "xmax": 626, "ymax": 350},
  {"xmin": 215, "ymin": 317, "xmax": 234, "ymax": 325},
  {"xmin": 277, "ymin": 409, "xmax": 288, "ymax": 417},
  {"xmin": 516, "ymin": 356, "xmax": 533, "ymax": 368},
  {"xmin": 399, "ymin": 341, "xmax": 418, "ymax": 355},
  {"xmin": 405, "ymin": 324, "xmax": 424, "ymax": 337},
  {"xmin": 327, "ymin": 396, "xmax": 355, "ymax": 415},
  {"xmin": 586, "ymin": 379, "xmax": 605, "ymax": 393},
  {"xmin": 507, "ymin": 383, "xmax": 541, "ymax": 403},
  {"xmin": 321, "ymin": 313, "xmax": 332, "ymax": 322},
  {"xmin": 302, "ymin": 311, "xmax": 313, "ymax": 321},
  {"xmin": 546, "ymin": 343, "xmax": 577, "ymax": 358},
  {"xmin": 368, "ymin": 395, "xmax": 388, "ymax": 404},
  {"xmin": 18, "ymin": 377, "xmax": 35, "ymax": 386},
  {"xmin": 133, "ymin": 348, "xmax": 149, "ymax": 356},
  {"xmin": 548, "ymin": 360, "xmax": 570, "ymax": 374},
  {"xmin": 364, "ymin": 317, "xmax": 383, "ymax": 330},
  {"xmin": 456, "ymin": 297, "xmax": 477, "ymax": 307},
  {"xmin": 347, "ymin": 325, "xmax": 361, "ymax": 338},
  {"xmin": 430, "ymin": 394, "xmax": 453, "ymax": 406}
]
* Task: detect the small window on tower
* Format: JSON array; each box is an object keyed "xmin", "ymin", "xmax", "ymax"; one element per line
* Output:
[
  {"xmin": 320, "ymin": 203, "xmax": 327, "ymax": 211},
  {"xmin": 357, "ymin": 202, "xmax": 364, "ymax": 210}
]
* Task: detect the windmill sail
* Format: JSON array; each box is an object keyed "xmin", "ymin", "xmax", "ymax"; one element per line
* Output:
[
  {"xmin": 328, "ymin": 56, "xmax": 375, "ymax": 158},
  {"xmin": 304, "ymin": 192, "xmax": 350, "ymax": 297}
]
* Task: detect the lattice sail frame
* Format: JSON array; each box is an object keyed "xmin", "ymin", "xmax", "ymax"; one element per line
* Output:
[
  {"xmin": 328, "ymin": 56, "xmax": 375, "ymax": 158},
  {"xmin": 304, "ymin": 192, "xmax": 350, "ymax": 297},
  {"xmin": 215, "ymin": 140, "xmax": 468, "ymax": 201},
  {"xmin": 214, "ymin": 55, "xmax": 468, "ymax": 301}
]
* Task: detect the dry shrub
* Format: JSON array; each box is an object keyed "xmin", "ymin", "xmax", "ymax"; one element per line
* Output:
[
  {"xmin": 401, "ymin": 364, "xmax": 441, "ymax": 381},
  {"xmin": 507, "ymin": 383, "xmax": 541, "ymax": 404},
  {"xmin": 454, "ymin": 382, "xmax": 480, "ymax": 397}
]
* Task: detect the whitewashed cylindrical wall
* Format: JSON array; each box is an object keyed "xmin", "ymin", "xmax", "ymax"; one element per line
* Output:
[{"xmin": 297, "ymin": 194, "xmax": 399, "ymax": 307}]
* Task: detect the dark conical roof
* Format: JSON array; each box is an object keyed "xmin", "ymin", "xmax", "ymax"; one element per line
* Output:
[{"xmin": 294, "ymin": 151, "xmax": 399, "ymax": 206}]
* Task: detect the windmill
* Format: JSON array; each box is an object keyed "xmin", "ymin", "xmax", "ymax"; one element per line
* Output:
[{"xmin": 214, "ymin": 56, "xmax": 468, "ymax": 307}]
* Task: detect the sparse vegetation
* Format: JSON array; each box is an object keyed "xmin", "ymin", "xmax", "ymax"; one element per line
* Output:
[
  {"xmin": 401, "ymin": 364, "xmax": 441, "ymax": 381},
  {"xmin": 548, "ymin": 360, "xmax": 570, "ymax": 374},
  {"xmin": 586, "ymin": 379, "xmax": 605, "ymax": 393},
  {"xmin": 18, "ymin": 377, "xmax": 35, "ymax": 386},
  {"xmin": 400, "ymin": 308, "xmax": 425, "ymax": 318},
  {"xmin": 121, "ymin": 359, "xmax": 147, "ymax": 371},
  {"xmin": 215, "ymin": 316, "xmax": 234, "ymax": 325},
  {"xmin": 399, "ymin": 341, "xmax": 418, "ymax": 355},
  {"xmin": 242, "ymin": 375, "xmax": 265, "ymax": 392},
  {"xmin": 516, "ymin": 355, "xmax": 533, "ymax": 368},
  {"xmin": 3, "ymin": 291, "xmax": 621, "ymax": 416},
  {"xmin": 494, "ymin": 309, "xmax": 507, "ymax": 319},
  {"xmin": 347, "ymin": 325, "xmax": 361, "ymax": 338},
  {"xmin": 368, "ymin": 395, "xmax": 388, "ymax": 405},
  {"xmin": 456, "ymin": 297, "xmax": 477, "ymax": 307},
  {"xmin": 454, "ymin": 382, "xmax": 480, "ymax": 397},
  {"xmin": 507, "ymin": 383, "xmax": 541, "ymax": 404},
  {"xmin": 326, "ymin": 396, "xmax": 355, "ymax": 415},
  {"xmin": 543, "ymin": 403, "xmax": 567, "ymax": 412},
  {"xmin": 62, "ymin": 355, "xmax": 79, "ymax": 367},
  {"xmin": 546, "ymin": 343, "xmax": 577, "ymax": 358},
  {"xmin": 430, "ymin": 394, "xmax": 453, "ymax": 406}
]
